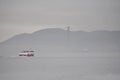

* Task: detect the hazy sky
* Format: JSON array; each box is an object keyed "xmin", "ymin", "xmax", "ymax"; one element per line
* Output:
[{"xmin": 0, "ymin": 0, "xmax": 120, "ymax": 42}]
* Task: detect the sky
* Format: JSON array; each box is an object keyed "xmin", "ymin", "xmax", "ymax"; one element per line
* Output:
[{"xmin": 0, "ymin": 0, "xmax": 120, "ymax": 42}]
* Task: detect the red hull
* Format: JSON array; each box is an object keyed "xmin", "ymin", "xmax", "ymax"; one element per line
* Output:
[{"xmin": 19, "ymin": 54, "xmax": 34, "ymax": 57}]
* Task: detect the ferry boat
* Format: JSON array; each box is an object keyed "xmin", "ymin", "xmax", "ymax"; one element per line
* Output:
[{"xmin": 19, "ymin": 50, "xmax": 34, "ymax": 57}]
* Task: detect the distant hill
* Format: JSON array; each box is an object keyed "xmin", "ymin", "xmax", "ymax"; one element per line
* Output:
[{"xmin": 0, "ymin": 28, "xmax": 120, "ymax": 56}]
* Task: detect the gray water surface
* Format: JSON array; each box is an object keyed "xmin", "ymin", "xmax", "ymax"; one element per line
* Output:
[{"xmin": 0, "ymin": 56, "xmax": 120, "ymax": 80}]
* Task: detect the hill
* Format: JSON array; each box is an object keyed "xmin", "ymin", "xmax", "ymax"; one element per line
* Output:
[{"xmin": 0, "ymin": 28, "xmax": 120, "ymax": 56}]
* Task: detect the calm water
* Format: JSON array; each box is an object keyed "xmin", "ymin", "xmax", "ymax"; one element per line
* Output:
[{"xmin": 0, "ymin": 57, "xmax": 120, "ymax": 80}]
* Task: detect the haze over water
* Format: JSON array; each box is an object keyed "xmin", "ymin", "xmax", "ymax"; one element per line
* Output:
[
  {"xmin": 0, "ymin": 0, "xmax": 120, "ymax": 79},
  {"xmin": 0, "ymin": 56, "xmax": 120, "ymax": 80}
]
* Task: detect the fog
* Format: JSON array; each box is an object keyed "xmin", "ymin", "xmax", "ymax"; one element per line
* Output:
[
  {"xmin": 0, "ymin": 0, "xmax": 120, "ymax": 42},
  {"xmin": 0, "ymin": 57, "xmax": 120, "ymax": 80},
  {"xmin": 0, "ymin": 0, "xmax": 120, "ymax": 79},
  {"xmin": 0, "ymin": 28, "xmax": 120, "ymax": 80}
]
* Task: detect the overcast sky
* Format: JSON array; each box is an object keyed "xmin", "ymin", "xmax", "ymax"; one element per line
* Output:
[{"xmin": 0, "ymin": 0, "xmax": 120, "ymax": 42}]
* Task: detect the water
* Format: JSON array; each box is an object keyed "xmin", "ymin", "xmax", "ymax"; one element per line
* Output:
[{"xmin": 0, "ymin": 57, "xmax": 120, "ymax": 80}]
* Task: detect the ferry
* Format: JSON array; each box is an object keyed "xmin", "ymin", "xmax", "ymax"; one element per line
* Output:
[{"xmin": 19, "ymin": 50, "xmax": 34, "ymax": 57}]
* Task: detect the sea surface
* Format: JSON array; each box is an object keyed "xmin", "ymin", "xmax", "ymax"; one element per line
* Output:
[{"xmin": 0, "ymin": 56, "xmax": 120, "ymax": 80}]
